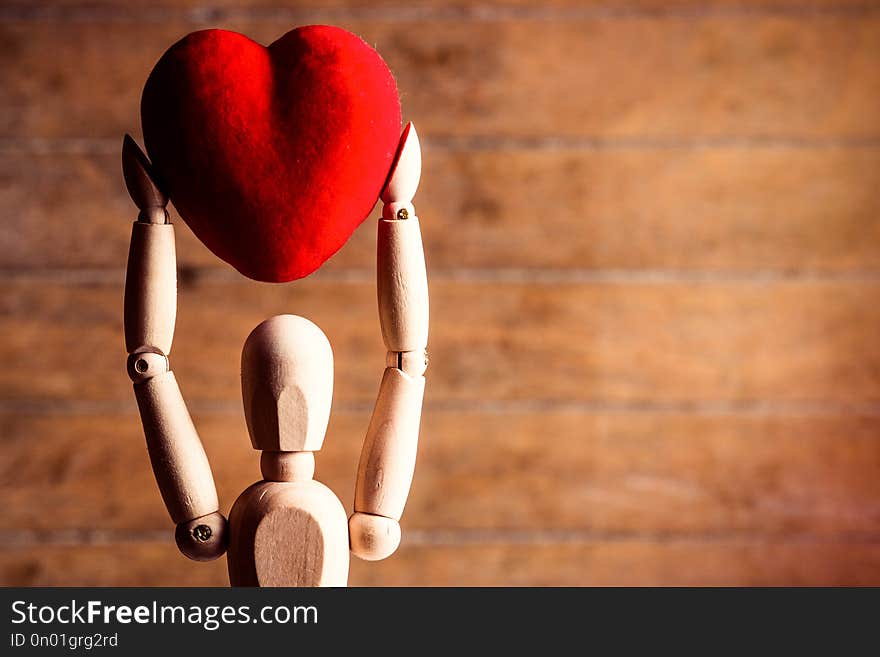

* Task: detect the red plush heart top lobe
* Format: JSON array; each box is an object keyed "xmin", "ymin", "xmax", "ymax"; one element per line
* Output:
[{"xmin": 141, "ymin": 26, "xmax": 402, "ymax": 282}]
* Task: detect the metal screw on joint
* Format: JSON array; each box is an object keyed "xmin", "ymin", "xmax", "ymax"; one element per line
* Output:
[
  {"xmin": 135, "ymin": 358, "xmax": 149, "ymax": 373},
  {"xmin": 193, "ymin": 524, "xmax": 213, "ymax": 543},
  {"xmin": 396, "ymin": 208, "xmax": 409, "ymax": 220}
]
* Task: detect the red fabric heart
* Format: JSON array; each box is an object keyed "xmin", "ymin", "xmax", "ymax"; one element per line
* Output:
[{"xmin": 141, "ymin": 26, "xmax": 402, "ymax": 282}]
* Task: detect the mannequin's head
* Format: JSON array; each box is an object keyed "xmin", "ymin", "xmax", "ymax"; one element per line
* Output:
[{"xmin": 241, "ymin": 314, "xmax": 333, "ymax": 452}]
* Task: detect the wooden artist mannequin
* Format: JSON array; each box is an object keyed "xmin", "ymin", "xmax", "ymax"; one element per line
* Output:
[{"xmin": 122, "ymin": 123, "xmax": 428, "ymax": 585}]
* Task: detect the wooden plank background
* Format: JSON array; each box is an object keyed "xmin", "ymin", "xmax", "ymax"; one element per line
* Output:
[{"xmin": 1, "ymin": 0, "xmax": 879, "ymax": 586}]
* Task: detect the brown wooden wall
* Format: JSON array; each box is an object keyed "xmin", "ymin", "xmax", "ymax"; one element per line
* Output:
[{"xmin": 1, "ymin": 0, "xmax": 879, "ymax": 586}]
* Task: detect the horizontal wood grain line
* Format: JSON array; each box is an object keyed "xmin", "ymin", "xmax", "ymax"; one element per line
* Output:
[
  {"xmin": 4, "ymin": 529, "xmax": 880, "ymax": 548},
  {"xmin": 3, "ymin": 541, "xmax": 879, "ymax": 585},
  {"xmin": 2, "ymin": 3, "xmax": 878, "ymax": 23},
  {"xmin": 10, "ymin": 268, "xmax": 880, "ymax": 285},
  {"xmin": 424, "ymin": 135, "xmax": 880, "ymax": 152},
  {"xmin": 6, "ymin": 398, "xmax": 880, "ymax": 417},
  {"xmin": 5, "ymin": 279, "xmax": 880, "ymax": 404},
  {"xmin": 4, "ymin": 18, "xmax": 878, "ymax": 140},
  {"xmin": 4, "ymin": 136, "xmax": 880, "ymax": 154},
  {"xmin": 4, "ymin": 412, "xmax": 879, "ymax": 534}
]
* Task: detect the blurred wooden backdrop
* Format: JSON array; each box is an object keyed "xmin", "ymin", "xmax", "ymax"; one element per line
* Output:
[{"xmin": 2, "ymin": 0, "xmax": 880, "ymax": 586}]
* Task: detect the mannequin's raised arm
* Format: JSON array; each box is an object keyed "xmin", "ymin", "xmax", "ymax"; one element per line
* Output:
[
  {"xmin": 350, "ymin": 123, "xmax": 429, "ymax": 560},
  {"xmin": 122, "ymin": 135, "xmax": 227, "ymax": 561}
]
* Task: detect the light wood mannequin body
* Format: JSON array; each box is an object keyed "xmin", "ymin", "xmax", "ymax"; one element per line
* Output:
[
  {"xmin": 122, "ymin": 123, "xmax": 428, "ymax": 585},
  {"xmin": 228, "ymin": 467, "xmax": 349, "ymax": 586},
  {"xmin": 228, "ymin": 315, "xmax": 349, "ymax": 587}
]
